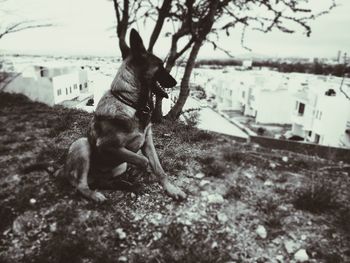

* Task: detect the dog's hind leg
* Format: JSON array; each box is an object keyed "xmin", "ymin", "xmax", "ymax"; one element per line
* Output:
[{"xmin": 65, "ymin": 138, "xmax": 107, "ymax": 202}]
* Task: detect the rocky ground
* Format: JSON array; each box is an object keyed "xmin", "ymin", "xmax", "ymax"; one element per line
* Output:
[{"xmin": 0, "ymin": 92, "xmax": 350, "ymax": 263}]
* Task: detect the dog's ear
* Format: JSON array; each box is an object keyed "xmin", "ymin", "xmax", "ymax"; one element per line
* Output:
[{"xmin": 130, "ymin": 29, "xmax": 146, "ymax": 57}]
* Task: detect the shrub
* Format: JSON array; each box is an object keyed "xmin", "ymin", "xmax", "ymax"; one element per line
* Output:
[
  {"xmin": 293, "ymin": 177, "xmax": 337, "ymax": 213},
  {"xmin": 257, "ymin": 127, "xmax": 266, "ymax": 136},
  {"xmin": 48, "ymin": 110, "xmax": 75, "ymax": 137},
  {"xmin": 181, "ymin": 108, "xmax": 200, "ymax": 127},
  {"xmin": 222, "ymin": 147, "xmax": 244, "ymax": 164},
  {"xmin": 199, "ymin": 156, "xmax": 226, "ymax": 177}
]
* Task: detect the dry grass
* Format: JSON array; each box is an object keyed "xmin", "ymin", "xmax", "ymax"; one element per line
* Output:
[{"xmin": 0, "ymin": 92, "xmax": 350, "ymax": 263}]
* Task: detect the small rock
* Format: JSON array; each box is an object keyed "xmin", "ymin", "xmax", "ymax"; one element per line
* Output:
[
  {"xmin": 211, "ymin": 241, "xmax": 218, "ymax": 249},
  {"xmin": 153, "ymin": 232, "xmax": 162, "ymax": 241},
  {"xmin": 282, "ymin": 156, "xmax": 289, "ymax": 162},
  {"xmin": 130, "ymin": 193, "xmax": 136, "ymax": 198},
  {"xmin": 115, "ymin": 228, "xmax": 126, "ymax": 240},
  {"xmin": 195, "ymin": 172, "xmax": 205, "ymax": 179},
  {"xmin": 272, "ymin": 237, "xmax": 282, "ymax": 245},
  {"xmin": 5, "ymin": 174, "xmax": 21, "ymax": 184},
  {"xmin": 78, "ymin": 210, "xmax": 92, "ymax": 222},
  {"xmin": 148, "ymin": 212, "xmax": 163, "ymax": 226},
  {"xmin": 3, "ymin": 228, "xmax": 11, "ymax": 236},
  {"xmin": 294, "ymin": 249, "xmax": 309, "ymax": 262},
  {"xmin": 199, "ymin": 180, "xmax": 210, "ymax": 187},
  {"xmin": 277, "ymin": 204, "xmax": 290, "ymax": 212},
  {"xmin": 284, "ymin": 240, "xmax": 300, "ymax": 254},
  {"xmin": 256, "ymin": 225, "xmax": 267, "ymax": 239},
  {"xmin": 301, "ymin": 234, "xmax": 307, "ymax": 241},
  {"xmin": 49, "ymin": 223, "xmax": 57, "ymax": 232},
  {"xmin": 12, "ymin": 211, "xmax": 40, "ymax": 235},
  {"xmin": 118, "ymin": 256, "xmax": 128, "ymax": 262},
  {"xmin": 243, "ymin": 172, "xmax": 253, "ymax": 179},
  {"xmin": 29, "ymin": 198, "xmax": 36, "ymax": 205},
  {"xmin": 276, "ymin": 255, "xmax": 284, "ymax": 262},
  {"xmin": 270, "ymin": 163, "xmax": 277, "ymax": 169},
  {"xmin": 264, "ymin": 180, "xmax": 273, "ymax": 187},
  {"xmin": 201, "ymin": 191, "xmax": 209, "ymax": 197},
  {"xmin": 207, "ymin": 194, "xmax": 224, "ymax": 204},
  {"xmin": 24, "ymin": 136, "xmax": 32, "ymax": 141},
  {"xmin": 217, "ymin": 213, "xmax": 228, "ymax": 223}
]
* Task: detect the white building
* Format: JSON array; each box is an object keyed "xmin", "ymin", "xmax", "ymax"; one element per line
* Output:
[
  {"xmin": 291, "ymin": 76, "xmax": 350, "ymax": 148},
  {"xmin": 255, "ymin": 87, "xmax": 293, "ymax": 124},
  {"xmin": 1, "ymin": 64, "xmax": 89, "ymax": 106}
]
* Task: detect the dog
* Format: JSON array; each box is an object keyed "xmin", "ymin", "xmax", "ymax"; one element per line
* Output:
[{"xmin": 60, "ymin": 29, "xmax": 186, "ymax": 202}]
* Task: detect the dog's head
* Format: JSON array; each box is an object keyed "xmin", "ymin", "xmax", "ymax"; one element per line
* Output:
[{"xmin": 127, "ymin": 29, "xmax": 177, "ymax": 99}]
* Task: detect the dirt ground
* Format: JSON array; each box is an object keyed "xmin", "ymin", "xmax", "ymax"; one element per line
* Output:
[{"xmin": 0, "ymin": 92, "xmax": 350, "ymax": 263}]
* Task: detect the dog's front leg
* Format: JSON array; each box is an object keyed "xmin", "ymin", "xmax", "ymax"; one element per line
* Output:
[
  {"xmin": 142, "ymin": 127, "xmax": 186, "ymax": 200},
  {"xmin": 97, "ymin": 142, "xmax": 149, "ymax": 168}
]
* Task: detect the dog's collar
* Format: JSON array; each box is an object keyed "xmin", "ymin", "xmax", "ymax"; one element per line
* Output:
[
  {"xmin": 111, "ymin": 89, "xmax": 152, "ymax": 127},
  {"xmin": 111, "ymin": 90, "xmax": 137, "ymax": 110}
]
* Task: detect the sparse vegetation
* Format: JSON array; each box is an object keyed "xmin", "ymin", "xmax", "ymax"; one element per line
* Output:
[
  {"xmin": 293, "ymin": 176, "xmax": 338, "ymax": 213},
  {"xmin": 198, "ymin": 156, "xmax": 227, "ymax": 177},
  {"xmin": 0, "ymin": 92, "xmax": 350, "ymax": 262}
]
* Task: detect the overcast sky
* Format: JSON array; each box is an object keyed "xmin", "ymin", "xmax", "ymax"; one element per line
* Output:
[{"xmin": 0, "ymin": 0, "xmax": 349, "ymax": 59}]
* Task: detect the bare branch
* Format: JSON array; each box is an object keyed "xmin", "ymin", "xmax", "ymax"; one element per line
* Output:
[
  {"xmin": 241, "ymin": 25, "xmax": 252, "ymax": 52},
  {"xmin": 0, "ymin": 21, "xmax": 53, "ymax": 40},
  {"xmin": 206, "ymin": 39, "xmax": 235, "ymax": 58},
  {"xmin": 148, "ymin": 0, "xmax": 173, "ymax": 52}
]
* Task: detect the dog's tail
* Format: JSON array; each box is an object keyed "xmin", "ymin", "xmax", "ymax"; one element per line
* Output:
[{"xmin": 21, "ymin": 162, "xmax": 60, "ymax": 176}]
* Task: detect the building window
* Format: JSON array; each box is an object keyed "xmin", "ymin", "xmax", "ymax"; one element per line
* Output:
[
  {"xmin": 318, "ymin": 111, "xmax": 322, "ymax": 120},
  {"xmin": 298, "ymin": 102, "xmax": 305, "ymax": 116},
  {"xmin": 314, "ymin": 134, "xmax": 320, "ymax": 144},
  {"xmin": 39, "ymin": 66, "xmax": 44, "ymax": 77},
  {"xmin": 66, "ymin": 88, "xmax": 68, "ymax": 95},
  {"xmin": 84, "ymin": 82, "xmax": 88, "ymax": 88},
  {"xmin": 308, "ymin": 131, "xmax": 312, "ymax": 137},
  {"xmin": 57, "ymin": 89, "xmax": 61, "ymax": 96},
  {"xmin": 295, "ymin": 101, "xmax": 298, "ymax": 110},
  {"xmin": 242, "ymin": 91, "xmax": 245, "ymax": 98},
  {"xmin": 79, "ymin": 84, "xmax": 82, "ymax": 90},
  {"xmin": 74, "ymin": 84, "xmax": 77, "ymax": 89},
  {"xmin": 69, "ymin": 87, "xmax": 72, "ymax": 93}
]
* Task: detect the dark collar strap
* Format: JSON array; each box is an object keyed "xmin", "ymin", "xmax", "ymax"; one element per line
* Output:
[
  {"xmin": 111, "ymin": 89, "xmax": 137, "ymax": 110},
  {"xmin": 111, "ymin": 89, "xmax": 153, "ymax": 127}
]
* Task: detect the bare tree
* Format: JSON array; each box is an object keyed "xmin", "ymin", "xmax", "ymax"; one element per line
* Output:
[{"xmin": 112, "ymin": 0, "xmax": 337, "ymax": 121}]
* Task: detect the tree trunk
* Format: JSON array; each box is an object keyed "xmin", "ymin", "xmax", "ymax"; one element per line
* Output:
[
  {"xmin": 152, "ymin": 27, "xmax": 190, "ymax": 123},
  {"xmin": 148, "ymin": 0, "xmax": 172, "ymax": 53},
  {"xmin": 152, "ymin": 95, "xmax": 164, "ymax": 123},
  {"xmin": 151, "ymin": 50, "xmax": 177, "ymax": 123},
  {"xmin": 165, "ymin": 39, "xmax": 203, "ymax": 120},
  {"xmin": 154, "ymin": 0, "xmax": 219, "ymax": 122}
]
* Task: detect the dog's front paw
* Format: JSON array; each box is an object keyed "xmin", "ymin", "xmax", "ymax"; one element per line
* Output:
[
  {"xmin": 91, "ymin": 191, "xmax": 107, "ymax": 202},
  {"xmin": 163, "ymin": 180, "xmax": 187, "ymax": 200},
  {"xmin": 79, "ymin": 188, "xmax": 107, "ymax": 202},
  {"xmin": 138, "ymin": 156, "xmax": 149, "ymax": 169}
]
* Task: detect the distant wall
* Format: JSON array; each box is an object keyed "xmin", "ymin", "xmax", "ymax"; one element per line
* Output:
[
  {"xmin": 2, "ymin": 74, "xmax": 54, "ymax": 105},
  {"xmin": 251, "ymin": 135, "xmax": 350, "ymax": 163}
]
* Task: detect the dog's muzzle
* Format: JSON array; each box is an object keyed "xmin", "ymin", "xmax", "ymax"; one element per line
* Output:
[{"xmin": 152, "ymin": 67, "xmax": 177, "ymax": 98}]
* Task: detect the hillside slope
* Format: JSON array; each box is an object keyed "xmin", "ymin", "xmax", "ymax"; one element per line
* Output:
[{"xmin": 0, "ymin": 92, "xmax": 349, "ymax": 263}]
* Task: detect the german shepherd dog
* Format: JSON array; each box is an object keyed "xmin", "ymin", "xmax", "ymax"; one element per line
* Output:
[{"xmin": 61, "ymin": 29, "xmax": 186, "ymax": 202}]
